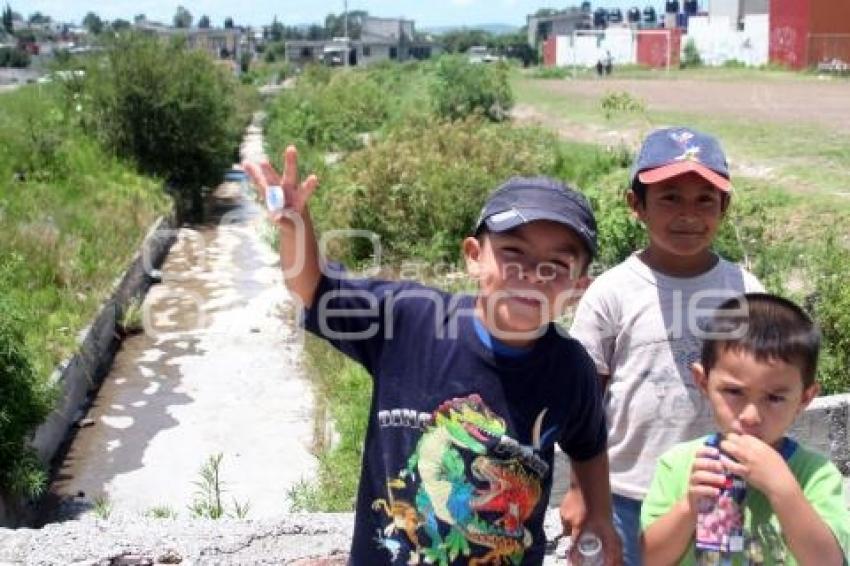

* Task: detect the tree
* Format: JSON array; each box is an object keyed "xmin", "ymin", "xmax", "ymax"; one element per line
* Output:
[
  {"xmin": 134, "ymin": 14, "xmax": 146, "ymax": 24},
  {"xmin": 2, "ymin": 4, "xmax": 12, "ymax": 33},
  {"xmin": 438, "ymin": 29, "xmax": 493, "ymax": 54},
  {"xmin": 681, "ymin": 37, "xmax": 702, "ymax": 68},
  {"xmin": 173, "ymin": 6, "xmax": 192, "ymax": 28},
  {"xmin": 224, "ymin": 17, "xmax": 234, "ymax": 29},
  {"xmin": 198, "ymin": 14, "xmax": 210, "ymax": 29},
  {"xmin": 27, "ymin": 11, "xmax": 49, "ymax": 24},
  {"xmin": 306, "ymin": 24, "xmax": 323, "ymax": 40},
  {"xmin": 83, "ymin": 34, "xmax": 244, "ymax": 221},
  {"xmin": 111, "ymin": 18, "xmax": 131, "ymax": 31},
  {"xmin": 82, "ymin": 12, "xmax": 103, "ymax": 35},
  {"xmin": 269, "ymin": 16, "xmax": 283, "ymax": 41}
]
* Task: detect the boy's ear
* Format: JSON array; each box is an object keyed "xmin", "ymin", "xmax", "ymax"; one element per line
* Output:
[
  {"xmin": 692, "ymin": 362, "xmax": 709, "ymax": 394},
  {"xmin": 626, "ymin": 190, "xmax": 643, "ymax": 220},
  {"xmin": 462, "ymin": 236, "xmax": 482, "ymax": 278},
  {"xmin": 798, "ymin": 382, "xmax": 820, "ymax": 414}
]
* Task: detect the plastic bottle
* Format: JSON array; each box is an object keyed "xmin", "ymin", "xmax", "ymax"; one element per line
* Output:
[
  {"xmin": 572, "ymin": 531, "xmax": 604, "ymax": 566},
  {"xmin": 695, "ymin": 435, "xmax": 747, "ymax": 565},
  {"xmin": 265, "ymin": 185, "xmax": 285, "ymax": 212}
]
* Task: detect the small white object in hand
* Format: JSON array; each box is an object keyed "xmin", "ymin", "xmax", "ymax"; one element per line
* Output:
[{"xmin": 266, "ymin": 185, "xmax": 285, "ymax": 212}]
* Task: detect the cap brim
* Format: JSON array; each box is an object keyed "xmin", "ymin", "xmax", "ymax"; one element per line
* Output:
[
  {"xmin": 484, "ymin": 208, "xmax": 596, "ymax": 257},
  {"xmin": 638, "ymin": 161, "xmax": 732, "ymax": 192}
]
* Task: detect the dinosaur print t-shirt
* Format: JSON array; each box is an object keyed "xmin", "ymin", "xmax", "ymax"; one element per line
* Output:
[{"xmin": 303, "ymin": 266, "xmax": 607, "ymax": 566}]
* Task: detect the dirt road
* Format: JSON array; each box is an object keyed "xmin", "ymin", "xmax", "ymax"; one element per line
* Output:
[{"xmin": 530, "ymin": 76, "xmax": 850, "ymax": 134}]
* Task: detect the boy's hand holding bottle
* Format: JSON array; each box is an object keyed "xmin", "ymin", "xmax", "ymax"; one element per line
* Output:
[
  {"xmin": 243, "ymin": 145, "xmax": 318, "ymax": 224},
  {"xmin": 720, "ymin": 433, "xmax": 800, "ymax": 503}
]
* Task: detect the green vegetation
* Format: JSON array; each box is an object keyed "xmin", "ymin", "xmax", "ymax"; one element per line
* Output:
[
  {"xmin": 0, "ymin": 84, "xmax": 168, "ymax": 499},
  {"xmin": 1, "ymin": 31, "xmax": 256, "ymax": 499},
  {"xmin": 188, "ymin": 453, "xmax": 250, "ymax": 519},
  {"xmin": 600, "ymin": 90, "xmax": 646, "ymax": 120},
  {"xmin": 431, "ymin": 56, "xmax": 513, "ymax": 122},
  {"xmin": 681, "ymin": 38, "xmax": 703, "ymax": 69},
  {"xmin": 145, "ymin": 505, "xmax": 178, "ymax": 519},
  {"xmin": 92, "ymin": 494, "xmax": 112, "ymax": 519},
  {"xmin": 0, "ymin": 301, "xmax": 52, "ymax": 499},
  {"xmin": 287, "ymin": 337, "xmax": 371, "ymax": 511},
  {"xmin": 0, "ymin": 46, "xmax": 30, "ymax": 67},
  {"xmin": 72, "ymin": 33, "xmax": 256, "ymax": 220}
]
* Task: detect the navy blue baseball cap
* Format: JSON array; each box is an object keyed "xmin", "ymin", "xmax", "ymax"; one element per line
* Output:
[
  {"xmin": 473, "ymin": 176, "xmax": 597, "ymax": 258},
  {"xmin": 631, "ymin": 127, "xmax": 732, "ymax": 192}
]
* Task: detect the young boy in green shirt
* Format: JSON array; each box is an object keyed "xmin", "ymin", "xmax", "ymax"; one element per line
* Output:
[{"xmin": 641, "ymin": 293, "xmax": 850, "ymax": 565}]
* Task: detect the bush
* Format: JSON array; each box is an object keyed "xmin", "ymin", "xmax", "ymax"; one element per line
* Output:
[
  {"xmin": 0, "ymin": 46, "xmax": 31, "ymax": 68},
  {"xmin": 531, "ymin": 66, "xmax": 571, "ymax": 79},
  {"xmin": 0, "ymin": 297, "xmax": 52, "ymax": 499},
  {"xmin": 266, "ymin": 68, "xmax": 390, "ymax": 155},
  {"xmin": 430, "ymin": 55, "xmax": 513, "ymax": 122},
  {"xmin": 311, "ymin": 116, "xmax": 560, "ymax": 264},
  {"xmin": 810, "ymin": 237, "xmax": 850, "ymax": 395},
  {"xmin": 681, "ymin": 38, "xmax": 702, "ymax": 68},
  {"xmin": 600, "ymin": 90, "xmax": 646, "ymax": 120},
  {"xmin": 76, "ymin": 33, "xmax": 248, "ymax": 220}
]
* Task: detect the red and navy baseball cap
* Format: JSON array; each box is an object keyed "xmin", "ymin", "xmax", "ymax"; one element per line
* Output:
[
  {"xmin": 473, "ymin": 176, "xmax": 597, "ymax": 258},
  {"xmin": 631, "ymin": 127, "xmax": 732, "ymax": 192}
]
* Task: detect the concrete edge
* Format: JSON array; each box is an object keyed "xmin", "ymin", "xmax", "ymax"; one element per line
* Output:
[{"xmin": 0, "ymin": 214, "xmax": 178, "ymax": 527}]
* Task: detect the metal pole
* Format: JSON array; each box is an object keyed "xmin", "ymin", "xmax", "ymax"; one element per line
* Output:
[{"xmin": 344, "ymin": 0, "xmax": 348, "ymax": 38}]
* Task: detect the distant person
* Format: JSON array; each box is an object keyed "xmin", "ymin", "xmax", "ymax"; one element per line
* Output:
[
  {"xmin": 642, "ymin": 293, "xmax": 850, "ymax": 565},
  {"xmin": 244, "ymin": 148, "xmax": 622, "ymax": 565},
  {"xmin": 560, "ymin": 127, "xmax": 764, "ymax": 565},
  {"xmin": 596, "ymin": 49, "xmax": 613, "ymax": 76}
]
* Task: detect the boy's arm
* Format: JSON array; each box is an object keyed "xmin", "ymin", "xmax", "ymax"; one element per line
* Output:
[
  {"xmin": 570, "ymin": 451, "xmax": 623, "ymax": 566},
  {"xmin": 642, "ymin": 446, "xmax": 726, "ymax": 566},
  {"xmin": 244, "ymin": 146, "xmax": 321, "ymax": 307},
  {"xmin": 641, "ymin": 500, "xmax": 697, "ymax": 565},
  {"xmin": 560, "ymin": 372, "xmax": 610, "ymax": 535},
  {"xmin": 721, "ymin": 434, "xmax": 845, "ymax": 565}
]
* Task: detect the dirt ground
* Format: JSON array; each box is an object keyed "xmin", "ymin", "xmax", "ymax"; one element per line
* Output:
[{"xmin": 525, "ymin": 76, "xmax": 850, "ymax": 134}]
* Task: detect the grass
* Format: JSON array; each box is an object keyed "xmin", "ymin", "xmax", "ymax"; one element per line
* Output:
[
  {"xmin": 287, "ymin": 335, "xmax": 371, "ymax": 512},
  {"xmin": 525, "ymin": 64, "xmax": 831, "ymax": 82},
  {"xmin": 0, "ymin": 85, "xmax": 171, "ymax": 379},
  {"xmin": 512, "ymin": 73, "xmax": 850, "ymax": 204}
]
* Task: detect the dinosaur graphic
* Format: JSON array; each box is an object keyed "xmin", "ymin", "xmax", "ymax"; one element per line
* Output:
[
  {"xmin": 466, "ymin": 526, "xmax": 531, "ymax": 566},
  {"xmin": 373, "ymin": 394, "xmax": 545, "ymax": 565},
  {"xmin": 471, "ymin": 456, "xmax": 541, "ymax": 535},
  {"xmin": 372, "ymin": 478, "xmax": 423, "ymax": 561}
]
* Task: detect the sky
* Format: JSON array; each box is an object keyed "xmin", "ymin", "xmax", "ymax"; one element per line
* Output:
[{"xmin": 20, "ymin": 0, "xmax": 668, "ymax": 29}]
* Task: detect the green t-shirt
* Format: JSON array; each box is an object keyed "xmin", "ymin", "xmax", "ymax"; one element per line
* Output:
[{"xmin": 641, "ymin": 436, "xmax": 850, "ymax": 565}]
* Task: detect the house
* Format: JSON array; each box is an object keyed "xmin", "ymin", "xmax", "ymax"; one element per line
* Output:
[
  {"xmin": 284, "ymin": 16, "xmax": 439, "ymax": 67},
  {"xmin": 135, "ymin": 21, "xmax": 253, "ymax": 62},
  {"xmin": 527, "ymin": 8, "xmax": 592, "ymax": 48}
]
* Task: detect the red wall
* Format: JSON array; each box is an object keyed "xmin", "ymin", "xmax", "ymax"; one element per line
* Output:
[
  {"xmin": 636, "ymin": 29, "xmax": 681, "ymax": 69},
  {"xmin": 770, "ymin": 0, "xmax": 810, "ymax": 69},
  {"xmin": 543, "ymin": 37, "xmax": 557, "ymax": 67},
  {"xmin": 809, "ymin": 0, "xmax": 850, "ymax": 65}
]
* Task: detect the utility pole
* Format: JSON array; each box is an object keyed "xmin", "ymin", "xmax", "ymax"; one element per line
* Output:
[{"xmin": 343, "ymin": 0, "xmax": 349, "ymax": 67}]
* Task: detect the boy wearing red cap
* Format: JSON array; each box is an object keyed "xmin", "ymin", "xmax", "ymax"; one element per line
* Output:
[{"xmin": 562, "ymin": 127, "xmax": 764, "ymax": 565}]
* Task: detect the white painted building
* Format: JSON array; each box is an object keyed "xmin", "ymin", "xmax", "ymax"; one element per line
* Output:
[
  {"xmin": 547, "ymin": 13, "xmax": 769, "ymax": 69},
  {"xmin": 556, "ymin": 27, "xmax": 637, "ymax": 67},
  {"xmin": 686, "ymin": 14, "xmax": 769, "ymax": 66}
]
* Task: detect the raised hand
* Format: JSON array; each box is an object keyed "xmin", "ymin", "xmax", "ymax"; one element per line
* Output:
[{"xmin": 242, "ymin": 145, "xmax": 318, "ymax": 221}]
